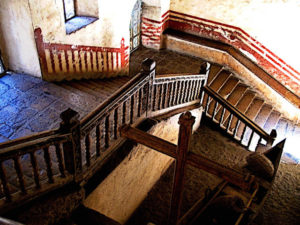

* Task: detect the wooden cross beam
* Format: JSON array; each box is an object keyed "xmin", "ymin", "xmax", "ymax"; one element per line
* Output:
[
  {"xmin": 120, "ymin": 112, "xmax": 256, "ymax": 225},
  {"xmin": 120, "ymin": 125, "xmax": 255, "ymax": 192}
]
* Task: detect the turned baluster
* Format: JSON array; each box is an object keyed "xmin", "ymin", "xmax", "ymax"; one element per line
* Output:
[
  {"xmin": 168, "ymin": 82, "xmax": 174, "ymax": 107},
  {"xmin": 220, "ymin": 107, "xmax": 226, "ymax": 125},
  {"xmin": 212, "ymin": 101, "xmax": 219, "ymax": 120},
  {"xmin": 122, "ymin": 101, "xmax": 127, "ymax": 125},
  {"xmin": 240, "ymin": 125, "xmax": 248, "ymax": 144},
  {"xmin": 13, "ymin": 156, "xmax": 26, "ymax": 194},
  {"xmin": 233, "ymin": 120, "xmax": 241, "ymax": 138},
  {"xmin": 137, "ymin": 88, "xmax": 142, "ymax": 117},
  {"xmin": 0, "ymin": 162, "xmax": 11, "ymax": 201},
  {"xmin": 43, "ymin": 147, "xmax": 54, "ymax": 183},
  {"xmin": 55, "ymin": 143, "xmax": 66, "ymax": 177},
  {"xmin": 96, "ymin": 124, "xmax": 101, "ymax": 156},
  {"xmin": 30, "ymin": 151, "xmax": 40, "ymax": 188},
  {"xmin": 85, "ymin": 133, "xmax": 91, "ymax": 167},
  {"xmin": 247, "ymin": 130, "xmax": 255, "ymax": 149},
  {"xmin": 105, "ymin": 115, "xmax": 110, "ymax": 149},
  {"xmin": 130, "ymin": 95, "xmax": 135, "ymax": 124},
  {"xmin": 114, "ymin": 107, "xmax": 119, "ymax": 139},
  {"xmin": 226, "ymin": 114, "xmax": 233, "ymax": 132}
]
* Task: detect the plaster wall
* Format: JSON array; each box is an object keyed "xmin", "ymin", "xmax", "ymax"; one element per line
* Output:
[
  {"xmin": 28, "ymin": 0, "xmax": 137, "ymax": 48},
  {"xmin": 76, "ymin": 0, "xmax": 99, "ymax": 17},
  {"xmin": 170, "ymin": 0, "xmax": 300, "ymax": 72},
  {"xmin": 84, "ymin": 109, "xmax": 203, "ymax": 224},
  {"xmin": 0, "ymin": 0, "xmax": 41, "ymax": 77}
]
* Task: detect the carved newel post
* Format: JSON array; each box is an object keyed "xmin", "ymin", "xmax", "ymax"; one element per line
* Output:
[
  {"xmin": 142, "ymin": 58, "xmax": 156, "ymax": 117},
  {"xmin": 59, "ymin": 108, "xmax": 82, "ymax": 177},
  {"xmin": 169, "ymin": 111, "xmax": 195, "ymax": 225}
]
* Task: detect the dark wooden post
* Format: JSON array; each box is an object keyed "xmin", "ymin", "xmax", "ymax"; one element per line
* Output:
[
  {"xmin": 142, "ymin": 58, "xmax": 156, "ymax": 117},
  {"xmin": 59, "ymin": 108, "xmax": 82, "ymax": 178},
  {"xmin": 169, "ymin": 111, "xmax": 195, "ymax": 225}
]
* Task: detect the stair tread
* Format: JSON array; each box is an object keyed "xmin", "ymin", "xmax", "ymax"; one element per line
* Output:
[
  {"xmin": 254, "ymin": 104, "xmax": 273, "ymax": 128},
  {"xmin": 207, "ymin": 64, "xmax": 223, "ymax": 85},
  {"xmin": 58, "ymin": 82, "xmax": 98, "ymax": 101},
  {"xmin": 263, "ymin": 111, "xmax": 281, "ymax": 133},
  {"xmin": 235, "ymin": 90, "xmax": 256, "ymax": 113},
  {"xmin": 244, "ymin": 98, "xmax": 264, "ymax": 120},
  {"xmin": 275, "ymin": 118, "xmax": 289, "ymax": 138},
  {"xmin": 209, "ymin": 70, "xmax": 231, "ymax": 92},
  {"xmin": 217, "ymin": 76, "xmax": 239, "ymax": 99}
]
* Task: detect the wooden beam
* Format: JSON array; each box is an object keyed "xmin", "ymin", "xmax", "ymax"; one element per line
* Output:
[
  {"xmin": 120, "ymin": 125, "xmax": 255, "ymax": 192},
  {"xmin": 120, "ymin": 125, "xmax": 177, "ymax": 158}
]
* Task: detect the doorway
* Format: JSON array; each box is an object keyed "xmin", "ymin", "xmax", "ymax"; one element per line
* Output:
[{"xmin": 130, "ymin": 0, "xmax": 142, "ymax": 53}]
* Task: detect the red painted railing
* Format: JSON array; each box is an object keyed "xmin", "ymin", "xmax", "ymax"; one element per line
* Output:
[{"xmin": 34, "ymin": 28, "xmax": 129, "ymax": 81}]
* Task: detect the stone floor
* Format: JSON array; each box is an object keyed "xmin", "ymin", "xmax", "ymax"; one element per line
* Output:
[{"xmin": 0, "ymin": 47, "xmax": 203, "ymax": 143}]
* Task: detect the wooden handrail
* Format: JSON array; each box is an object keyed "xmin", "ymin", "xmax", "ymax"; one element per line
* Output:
[
  {"xmin": 0, "ymin": 129, "xmax": 57, "ymax": 150},
  {"xmin": 0, "ymin": 57, "xmax": 277, "ymax": 217},
  {"xmin": 203, "ymin": 86, "xmax": 272, "ymax": 143}
]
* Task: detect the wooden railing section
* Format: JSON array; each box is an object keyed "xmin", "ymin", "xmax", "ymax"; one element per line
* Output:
[
  {"xmin": 34, "ymin": 28, "xmax": 129, "ymax": 81},
  {"xmin": 0, "ymin": 58, "xmax": 276, "ymax": 216},
  {"xmin": 202, "ymin": 86, "xmax": 276, "ymax": 150}
]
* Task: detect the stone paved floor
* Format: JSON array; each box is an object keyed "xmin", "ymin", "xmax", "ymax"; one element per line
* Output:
[{"xmin": 0, "ymin": 47, "xmax": 203, "ymax": 143}]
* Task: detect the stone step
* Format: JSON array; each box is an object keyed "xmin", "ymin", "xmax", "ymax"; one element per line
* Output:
[
  {"xmin": 254, "ymin": 104, "xmax": 273, "ymax": 128},
  {"xmin": 236, "ymin": 97, "xmax": 264, "ymax": 143},
  {"xmin": 207, "ymin": 76, "xmax": 239, "ymax": 116},
  {"xmin": 207, "ymin": 64, "xmax": 223, "ymax": 85},
  {"xmin": 263, "ymin": 110, "xmax": 281, "ymax": 134},
  {"xmin": 219, "ymin": 85, "xmax": 250, "ymax": 128},
  {"xmin": 209, "ymin": 70, "xmax": 231, "ymax": 92}
]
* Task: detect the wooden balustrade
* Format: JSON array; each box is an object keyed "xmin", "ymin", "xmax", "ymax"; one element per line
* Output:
[
  {"xmin": 202, "ymin": 86, "xmax": 276, "ymax": 150},
  {"xmin": 34, "ymin": 28, "xmax": 129, "ymax": 81},
  {"xmin": 0, "ymin": 57, "xmax": 276, "ymax": 217}
]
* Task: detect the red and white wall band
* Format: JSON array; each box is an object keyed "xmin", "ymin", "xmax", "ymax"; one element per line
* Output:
[{"xmin": 141, "ymin": 10, "xmax": 300, "ymax": 98}]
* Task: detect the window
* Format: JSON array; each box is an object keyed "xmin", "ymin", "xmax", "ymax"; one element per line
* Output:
[
  {"xmin": 63, "ymin": 0, "xmax": 76, "ymax": 21},
  {"xmin": 62, "ymin": 0, "xmax": 98, "ymax": 34},
  {"xmin": 130, "ymin": 0, "xmax": 142, "ymax": 52}
]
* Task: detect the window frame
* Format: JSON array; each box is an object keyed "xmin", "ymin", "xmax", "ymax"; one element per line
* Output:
[
  {"xmin": 0, "ymin": 50, "xmax": 6, "ymax": 76},
  {"xmin": 62, "ymin": 0, "xmax": 76, "ymax": 22}
]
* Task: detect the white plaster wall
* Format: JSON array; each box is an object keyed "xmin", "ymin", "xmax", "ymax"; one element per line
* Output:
[
  {"xmin": 142, "ymin": 0, "xmax": 170, "ymax": 19},
  {"xmin": 170, "ymin": 0, "xmax": 300, "ymax": 72},
  {"xmin": 76, "ymin": 0, "xmax": 99, "ymax": 17},
  {"xmin": 0, "ymin": 0, "xmax": 41, "ymax": 77},
  {"xmin": 28, "ymin": 0, "xmax": 137, "ymax": 48}
]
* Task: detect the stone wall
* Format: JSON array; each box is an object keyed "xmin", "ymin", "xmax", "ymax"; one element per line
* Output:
[{"xmin": 0, "ymin": 0, "xmax": 41, "ymax": 77}]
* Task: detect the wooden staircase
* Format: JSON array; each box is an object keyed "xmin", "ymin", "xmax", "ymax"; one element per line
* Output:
[{"xmin": 205, "ymin": 64, "xmax": 300, "ymax": 162}]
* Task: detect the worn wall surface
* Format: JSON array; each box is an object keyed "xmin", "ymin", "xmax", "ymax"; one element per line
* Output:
[
  {"xmin": 170, "ymin": 0, "xmax": 300, "ymax": 73},
  {"xmin": 28, "ymin": 0, "xmax": 136, "ymax": 48},
  {"xmin": 84, "ymin": 109, "xmax": 203, "ymax": 224},
  {"xmin": 0, "ymin": 0, "xmax": 41, "ymax": 77},
  {"xmin": 76, "ymin": 0, "xmax": 99, "ymax": 17}
]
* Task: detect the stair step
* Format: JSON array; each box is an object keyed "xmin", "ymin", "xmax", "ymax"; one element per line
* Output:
[
  {"xmin": 209, "ymin": 70, "xmax": 231, "ymax": 92},
  {"xmin": 263, "ymin": 110, "xmax": 281, "ymax": 134},
  {"xmin": 208, "ymin": 77, "xmax": 239, "ymax": 119},
  {"xmin": 69, "ymin": 81, "xmax": 107, "ymax": 99},
  {"xmin": 207, "ymin": 64, "xmax": 223, "ymax": 85},
  {"xmin": 235, "ymin": 98, "xmax": 264, "ymax": 143},
  {"xmin": 58, "ymin": 82, "xmax": 98, "ymax": 101},
  {"xmin": 218, "ymin": 85, "xmax": 249, "ymax": 128},
  {"xmin": 276, "ymin": 118, "xmax": 289, "ymax": 139},
  {"xmin": 254, "ymin": 104, "xmax": 273, "ymax": 128}
]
